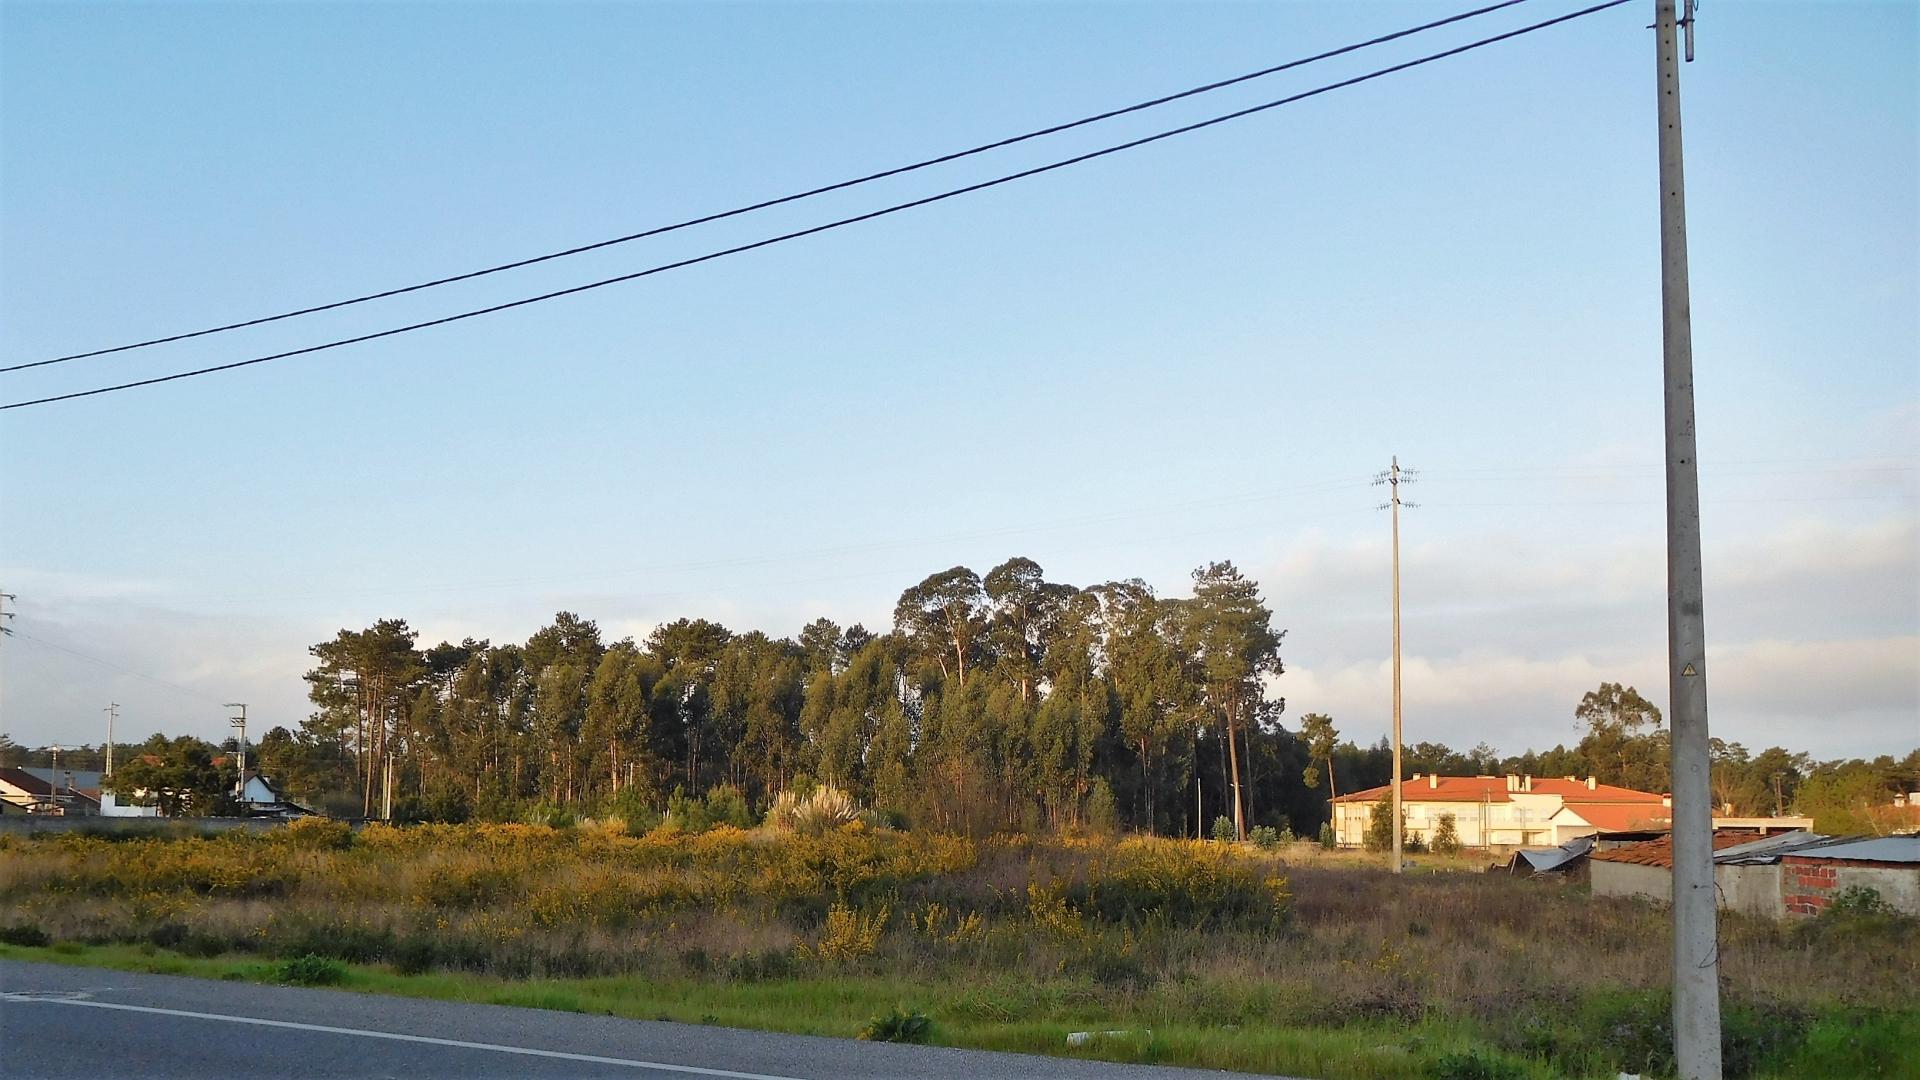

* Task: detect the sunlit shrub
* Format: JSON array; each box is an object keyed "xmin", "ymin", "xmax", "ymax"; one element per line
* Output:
[
  {"xmin": 1027, "ymin": 879, "xmax": 1088, "ymax": 945},
  {"xmin": 768, "ymin": 786, "xmax": 860, "ymax": 835},
  {"xmin": 806, "ymin": 901, "xmax": 889, "ymax": 965},
  {"xmin": 278, "ymin": 817, "xmax": 353, "ymax": 850}
]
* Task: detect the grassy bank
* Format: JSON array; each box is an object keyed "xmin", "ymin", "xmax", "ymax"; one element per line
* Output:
[{"xmin": 1, "ymin": 820, "xmax": 1913, "ymax": 1079}]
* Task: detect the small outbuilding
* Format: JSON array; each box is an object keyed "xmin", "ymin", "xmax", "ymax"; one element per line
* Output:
[{"xmin": 1590, "ymin": 830, "xmax": 1920, "ymax": 918}]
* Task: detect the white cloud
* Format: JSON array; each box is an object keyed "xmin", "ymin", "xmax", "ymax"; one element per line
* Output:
[
  {"xmin": 5, "ymin": 513, "xmax": 1914, "ymax": 762},
  {"xmin": 1263, "ymin": 514, "xmax": 1918, "ymax": 760}
]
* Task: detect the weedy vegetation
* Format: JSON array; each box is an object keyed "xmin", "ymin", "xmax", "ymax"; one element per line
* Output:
[{"xmin": 0, "ymin": 819, "xmax": 1912, "ymax": 1080}]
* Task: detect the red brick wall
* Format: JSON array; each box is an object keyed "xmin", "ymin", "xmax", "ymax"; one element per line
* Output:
[{"xmin": 1781, "ymin": 857, "xmax": 1840, "ymax": 915}]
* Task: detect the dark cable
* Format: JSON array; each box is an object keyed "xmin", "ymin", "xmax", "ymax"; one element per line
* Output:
[
  {"xmin": 2, "ymin": 0, "xmax": 1632, "ymax": 411},
  {"xmin": 4, "ymin": 0, "xmax": 1528, "ymax": 373}
]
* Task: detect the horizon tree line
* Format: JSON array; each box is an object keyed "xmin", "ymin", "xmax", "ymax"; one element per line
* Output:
[{"xmin": 6, "ymin": 557, "xmax": 1913, "ymax": 835}]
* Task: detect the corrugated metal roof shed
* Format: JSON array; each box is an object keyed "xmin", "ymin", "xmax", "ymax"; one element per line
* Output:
[
  {"xmin": 1514, "ymin": 834, "xmax": 1595, "ymax": 874},
  {"xmin": 1780, "ymin": 836, "xmax": 1920, "ymax": 864},
  {"xmin": 1714, "ymin": 830, "xmax": 1829, "ymax": 864}
]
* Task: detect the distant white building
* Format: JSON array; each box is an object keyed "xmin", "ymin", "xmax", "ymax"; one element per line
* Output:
[
  {"xmin": 236, "ymin": 772, "xmax": 312, "ymax": 818},
  {"xmin": 98, "ymin": 790, "xmax": 161, "ymax": 817},
  {"xmin": 1331, "ymin": 774, "xmax": 1671, "ymax": 849}
]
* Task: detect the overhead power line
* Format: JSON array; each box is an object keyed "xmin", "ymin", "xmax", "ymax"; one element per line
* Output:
[
  {"xmin": 10, "ymin": 631, "xmax": 226, "ymax": 706},
  {"xmin": 4, "ymin": 0, "xmax": 1528, "ymax": 374},
  {"xmin": 2, "ymin": 0, "xmax": 1633, "ymax": 411}
]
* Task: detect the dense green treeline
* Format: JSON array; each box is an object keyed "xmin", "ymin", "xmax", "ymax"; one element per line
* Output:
[{"xmin": 6, "ymin": 556, "xmax": 1913, "ymax": 835}]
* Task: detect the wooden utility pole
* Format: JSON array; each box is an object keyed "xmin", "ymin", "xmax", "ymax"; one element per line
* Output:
[
  {"xmin": 1374, "ymin": 458, "xmax": 1415, "ymax": 873},
  {"xmin": 1653, "ymin": 2, "xmax": 1721, "ymax": 1077}
]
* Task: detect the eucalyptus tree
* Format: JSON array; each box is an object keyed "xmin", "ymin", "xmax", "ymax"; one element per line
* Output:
[
  {"xmin": 894, "ymin": 566, "xmax": 986, "ymax": 685},
  {"xmin": 1182, "ymin": 561, "xmax": 1284, "ymax": 840},
  {"xmin": 711, "ymin": 632, "xmax": 806, "ymax": 798},
  {"xmin": 983, "ymin": 556, "xmax": 1073, "ymax": 702},
  {"xmin": 1097, "ymin": 580, "xmax": 1192, "ymax": 833}
]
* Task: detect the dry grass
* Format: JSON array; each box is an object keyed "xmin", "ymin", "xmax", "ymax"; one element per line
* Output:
[{"xmin": 1, "ymin": 823, "xmax": 1913, "ymax": 1078}]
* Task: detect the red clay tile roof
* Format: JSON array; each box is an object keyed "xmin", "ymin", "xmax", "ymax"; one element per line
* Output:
[
  {"xmin": 1534, "ymin": 778, "xmax": 1667, "ymax": 804},
  {"xmin": 1559, "ymin": 803, "xmax": 1672, "ymax": 832},
  {"xmin": 1331, "ymin": 775, "xmax": 1665, "ymax": 805},
  {"xmin": 1332, "ymin": 776, "xmax": 1513, "ymax": 803},
  {"xmin": 1590, "ymin": 831, "xmax": 1761, "ymax": 868}
]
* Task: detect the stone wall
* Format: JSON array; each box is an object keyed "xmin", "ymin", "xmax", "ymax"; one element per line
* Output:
[{"xmin": 0, "ymin": 816, "xmax": 282, "ymax": 838}]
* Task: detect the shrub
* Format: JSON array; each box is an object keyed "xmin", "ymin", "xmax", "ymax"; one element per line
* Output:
[
  {"xmin": 1211, "ymin": 816, "xmax": 1237, "ymax": 844},
  {"xmin": 1825, "ymin": 885, "xmax": 1896, "ymax": 918},
  {"xmin": 1554, "ymin": 990, "xmax": 1812, "ymax": 1080},
  {"xmin": 1084, "ymin": 780, "xmax": 1119, "ymax": 836},
  {"xmin": 279, "ymin": 953, "xmax": 346, "ymax": 986},
  {"xmin": 769, "ymin": 786, "xmax": 860, "ymax": 835},
  {"xmin": 1433, "ymin": 813, "xmax": 1462, "ymax": 856},
  {"xmin": 1318, "ymin": 822, "xmax": 1336, "ymax": 849},
  {"xmin": 280, "ymin": 817, "xmax": 352, "ymax": 850},
  {"xmin": 520, "ymin": 802, "xmax": 574, "ymax": 829},
  {"xmin": 174, "ymin": 930, "xmax": 229, "ymax": 958},
  {"xmin": 1431, "ymin": 1050, "xmax": 1525, "ymax": 1080},
  {"xmin": 1277, "ymin": 825, "xmax": 1296, "ymax": 846},
  {"xmin": 808, "ymin": 901, "xmax": 888, "ymax": 965},
  {"xmin": 1027, "ymin": 880, "xmax": 1088, "ymax": 944},
  {"xmin": 703, "ymin": 785, "xmax": 756, "ymax": 831},
  {"xmin": 1076, "ymin": 838, "xmax": 1290, "ymax": 930},
  {"xmin": 604, "ymin": 785, "xmax": 662, "ymax": 834},
  {"xmin": 1248, "ymin": 825, "xmax": 1280, "ymax": 850},
  {"xmin": 1364, "ymin": 801, "xmax": 1394, "ymax": 853},
  {"xmin": 0, "ymin": 924, "xmax": 50, "ymax": 947},
  {"xmin": 391, "ymin": 938, "xmax": 439, "ymax": 976},
  {"xmin": 1063, "ymin": 943, "xmax": 1147, "ymax": 987},
  {"xmin": 721, "ymin": 949, "xmax": 796, "ymax": 982},
  {"xmin": 859, "ymin": 1006, "xmax": 932, "ymax": 1044}
]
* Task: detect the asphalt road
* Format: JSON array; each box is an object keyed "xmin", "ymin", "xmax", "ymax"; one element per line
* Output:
[{"xmin": 0, "ymin": 960, "xmax": 1286, "ymax": 1079}]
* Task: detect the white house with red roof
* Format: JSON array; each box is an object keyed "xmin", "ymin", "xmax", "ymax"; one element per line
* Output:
[{"xmin": 1330, "ymin": 774, "xmax": 1671, "ymax": 849}]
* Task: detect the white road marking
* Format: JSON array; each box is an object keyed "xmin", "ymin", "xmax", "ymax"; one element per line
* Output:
[{"xmin": 2, "ymin": 995, "xmax": 806, "ymax": 1079}]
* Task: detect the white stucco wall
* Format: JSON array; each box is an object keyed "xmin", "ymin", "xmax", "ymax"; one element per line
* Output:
[{"xmin": 98, "ymin": 792, "xmax": 161, "ymax": 818}]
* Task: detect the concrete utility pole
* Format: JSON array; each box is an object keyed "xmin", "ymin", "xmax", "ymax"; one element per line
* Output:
[
  {"xmin": 0, "ymin": 590, "xmax": 14, "ymax": 730},
  {"xmin": 1374, "ymin": 459, "xmax": 1416, "ymax": 873},
  {"xmin": 225, "ymin": 704, "xmax": 248, "ymax": 794},
  {"xmin": 104, "ymin": 702, "xmax": 119, "ymax": 778},
  {"xmin": 1653, "ymin": 2, "xmax": 1721, "ymax": 1077}
]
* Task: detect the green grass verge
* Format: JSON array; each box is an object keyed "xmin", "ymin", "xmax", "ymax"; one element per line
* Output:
[{"xmin": 5, "ymin": 942, "xmax": 1913, "ymax": 1080}]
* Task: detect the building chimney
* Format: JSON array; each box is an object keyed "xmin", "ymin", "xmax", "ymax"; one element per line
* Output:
[
  {"xmin": 1429, "ymin": 774, "xmax": 1439, "ymax": 790},
  {"xmin": 1506, "ymin": 774, "xmax": 1519, "ymax": 792},
  {"xmin": 1411, "ymin": 773, "xmax": 1420, "ymax": 783},
  {"xmin": 1587, "ymin": 776, "xmax": 1597, "ymax": 791},
  {"xmin": 1523, "ymin": 775, "xmax": 1533, "ymax": 792}
]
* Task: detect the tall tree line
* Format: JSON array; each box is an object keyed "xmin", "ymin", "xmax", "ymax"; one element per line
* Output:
[
  {"xmin": 274, "ymin": 557, "xmax": 1305, "ymax": 837},
  {"xmin": 46, "ymin": 556, "xmax": 1903, "ymax": 835}
]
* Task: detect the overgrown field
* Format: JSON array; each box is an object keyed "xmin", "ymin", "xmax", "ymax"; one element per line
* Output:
[{"xmin": 1, "ymin": 819, "xmax": 1913, "ymax": 1079}]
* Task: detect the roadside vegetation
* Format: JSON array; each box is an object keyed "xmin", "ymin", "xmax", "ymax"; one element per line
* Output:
[{"xmin": 2, "ymin": 819, "xmax": 1913, "ymax": 1079}]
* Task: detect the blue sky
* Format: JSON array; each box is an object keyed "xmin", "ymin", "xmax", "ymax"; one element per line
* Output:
[{"xmin": 2, "ymin": 1, "xmax": 1914, "ymax": 760}]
